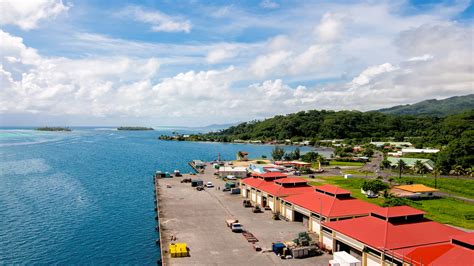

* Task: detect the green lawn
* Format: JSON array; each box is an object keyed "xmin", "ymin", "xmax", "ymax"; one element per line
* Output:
[
  {"xmin": 306, "ymin": 176, "xmax": 474, "ymax": 230},
  {"xmin": 308, "ymin": 176, "xmax": 384, "ymax": 205},
  {"xmin": 328, "ymin": 161, "xmax": 365, "ymax": 167},
  {"xmin": 396, "ymin": 176, "xmax": 474, "ymax": 199},
  {"xmin": 341, "ymin": 169, "xmax": 365, "ymax": 175},
  {"xmin": 409, "ymin": 198, "xmax": 474, "ymax": 230}
]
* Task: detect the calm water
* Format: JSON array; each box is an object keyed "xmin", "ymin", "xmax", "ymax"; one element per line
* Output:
[{"xmin": 0, "ymin": 128, "xmax": 326, "ymax": 264}]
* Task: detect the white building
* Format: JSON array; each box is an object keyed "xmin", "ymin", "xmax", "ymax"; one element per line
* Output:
[{"xmin": 218, "ymin": 166, "xmax": 248, "ymax": 178}]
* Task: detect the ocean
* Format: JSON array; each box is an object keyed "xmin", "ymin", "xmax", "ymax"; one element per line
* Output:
[{"xmin": 0, "ymin": 128, "xmax": 329, "ymax": 264}]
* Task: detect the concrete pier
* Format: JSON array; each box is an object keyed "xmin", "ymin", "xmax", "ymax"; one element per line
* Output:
[{"xmin": 155, "ymin": 164, "xmax": 331, "ymax": 265}]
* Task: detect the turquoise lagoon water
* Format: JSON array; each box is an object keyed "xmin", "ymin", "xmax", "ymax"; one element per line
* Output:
[{"xmin": 0, "ymin": 128, "xmax": 326, "ymax": 264}]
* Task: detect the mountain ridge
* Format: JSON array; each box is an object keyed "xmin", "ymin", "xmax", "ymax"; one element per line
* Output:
[{"xmin": 376, "ymin": 94, "xmax": 474, "ymax": 116}]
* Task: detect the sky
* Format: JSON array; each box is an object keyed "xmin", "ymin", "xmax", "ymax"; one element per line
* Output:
[{"xmin": 0, "ymin": 0, "xmax": 473, "ymax": 127}]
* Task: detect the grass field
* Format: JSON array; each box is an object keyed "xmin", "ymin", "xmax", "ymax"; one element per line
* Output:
[
  {"xmin": 341, "ymin": 169, "xmax": 365, "ymax": 175},
  {"xmin": 328, "ymin": 161, "xmax": 365, "ymax": 167},
  {"xmin": 396, "ymin": 176, "xmax": 474, "ymax": 199},
  {"xmin": 306, "ymin": 176, "xmax": 474, "ymax": 229}
]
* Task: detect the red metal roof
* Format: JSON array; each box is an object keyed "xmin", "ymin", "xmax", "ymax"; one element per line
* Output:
[
  {"xmin": 284, "ymin": 190, "xmax": 380, "ymax": 218},
  {"xmin": 242, "ymin": 177, "xmax": 314, "ymax": 197},
  {"xmin": 252, "ymin": 172, "xmax": 287, "ymax": 179},
  {"xmin": 404, "ymin": 242, "xmax": 474, "ymax": 266},
  {"xmin": 259, "ymin": 182, "xmax": 315, "ymax": 197},
  {"xmin": 274, "ymin": 177, "xmax": 308, "ymax": 184},
  {"xmin": 371, "ymin": 206, "xmax": 426, "ymax": 218},
  {"xmin": 451, "ymin": 232, "xmax": 474, "ymax": 245},
  {"xmin": 315, "ymin": 184, "xmax": 351, "ymax": 195},
  {"xmin": 323, "ymin": 216, "xmax": 465, "ymax": 252},
  {"xmin": 241, "ymin": 178, "xmax": 266, "ymax": 188}
]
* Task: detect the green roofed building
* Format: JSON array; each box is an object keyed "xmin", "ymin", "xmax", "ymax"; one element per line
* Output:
[{"xmin": 387, "ymin": 157, "xmax": 435, "ymax": 171}]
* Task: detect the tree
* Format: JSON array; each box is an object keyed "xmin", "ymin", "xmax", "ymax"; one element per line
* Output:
[
  {"xmin": 294, "ymin": 147, "xmax": 301, "ymax": 160},
  {"xmin": 397, "ymin": 159, "xmax": 406, "ymax": 178},
  {"xmin": 361, "ymin": 179, "xmax": 388, "ymax": 195},
  {"xmin": 301, "ymin": 151, "xmax": 319, "ymax": 163},
  {"xmin": 363, "ymin": 148, "xmax": 374, "ymax": 157},
  {"xmin": 388, "ymin": 177, "xmax": 395, "ymax": 186},
  {"xmin": 272, "ymin": 146, "xmax": 285, "ymax": 160},
  {"xmin": 381, "ymin": 158, "xmax": 391, "ymax": 169},
  {"xmin": 414, "ymin": 160, "xmax": 428, "ymax": 176}
]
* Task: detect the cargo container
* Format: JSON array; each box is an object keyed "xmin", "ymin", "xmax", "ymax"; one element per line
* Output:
[
  {"xmin": 191, "ymin": 179, "xmax": 203, "ymax": 187},
  {"xmin": 231, "ymin": 188, "xmax": 241, "ymax": 194}
]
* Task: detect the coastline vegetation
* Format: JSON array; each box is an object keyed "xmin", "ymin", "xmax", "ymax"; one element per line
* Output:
[
  {"xmin": 178, "ymin": 109, "xmax": 472, "ymax": 175},
  {"xmin": 35, "ymin": 127, "xmax": 72, "ymax": 132},
  {"xmin": 117, "ymin": 126, "xmax": 154, "ymax": 131}
]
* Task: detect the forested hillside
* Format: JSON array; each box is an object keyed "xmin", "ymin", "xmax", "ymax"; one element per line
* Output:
[
  {"xmin": 189, "ymin": 110, "xmax": 473, "ymax": 173},
  {"xmin": 377, "ymin": 94, "xmax": 474, "ymax": 116}
]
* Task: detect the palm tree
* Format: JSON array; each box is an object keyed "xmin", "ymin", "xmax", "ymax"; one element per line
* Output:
[
  {"xmin": 414, "ymin": 160, "xmax": 427, "ymax": 177},
  {"xmin": 397, "ymin": 159, "xmax": 406, "ymax": 179},
  {"xmin": 453, "ymin": 165, "xmax": 466, "ymax": 176},
  {"xmin": 433, "ymin": 165, "xmax": 440, "ymax": 189}
]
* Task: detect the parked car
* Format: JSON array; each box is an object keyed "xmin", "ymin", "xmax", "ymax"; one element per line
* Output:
[
  {"xmin": 206, "ymin": 181, "xmax": 214, "ymax": 188},
  {"xmin": 227, "ymin": 175, "xmax": 237, "ymax": 180},
  {"xmin": 231, "ymin": 223, "xmax": 243, "ymax": 233}
]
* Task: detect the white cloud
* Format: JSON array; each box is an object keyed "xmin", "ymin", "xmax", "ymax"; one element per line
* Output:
[
  {"xmin": 0, "ymin": 0, "xmax": 69, "ymax": 30},
  {"xmin": 250, "ymin": 50, "xmax": 291, "ymax": 77},
  {"xmin": 316, "ymin": 12, "xmax": 346, "ymax": 42},
  {"xmin": 1, "ymin": 1, "xmax": 473, "ymax": 126},
  {"xmin": 260, "ymin": 0, "xmax": 279, "ymax": 9},
  {"xmin": 351, "ymin": 63, "xmax": 398, "ymax": 87},
  {"xmin": 407, "ymin": 54, "xmax": 434, "ymax": 62},
  {"xmin": 122, "ymin": 5, "xmax": 191, "ymax": 33}
]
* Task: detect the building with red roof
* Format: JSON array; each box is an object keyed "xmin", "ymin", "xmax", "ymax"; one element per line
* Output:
[
  {"xmin": 321, "ymin": 206, "xmax": 468, "ymax": 265},
  {"xmin": 252, "ymin": 172, "xmax": 287, "ymax": 181},
  {"xmin": 403, "ymin": 234, "xmax": 474, "ymax": 266},
  {"xmin": 280, "ymin": 184, "xmax": 380, "ymax": 234},
  {"xmin": 240, "ymin": 175, "xmax": 314, "ymax": 213}
]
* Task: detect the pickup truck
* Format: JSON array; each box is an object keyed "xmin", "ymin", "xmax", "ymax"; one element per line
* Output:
[{"xmin": 225, "ymin": 219, "xmax": 243, "ymax": 233}]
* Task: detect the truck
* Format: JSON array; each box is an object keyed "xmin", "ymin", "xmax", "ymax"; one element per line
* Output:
[{"xmin": 225, "ymin": 219, "xmax": 243, "ymax": 233}]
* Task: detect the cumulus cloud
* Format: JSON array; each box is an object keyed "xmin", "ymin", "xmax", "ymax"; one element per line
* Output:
[
  {"xmin": 0, "ymin": 0, "xmax": 69, "ymax": 30},
  {"xmin": 351, "ymin": 63, "xmax": 398, "ymax": 87},
  {"xmin": 122, "ymin": 5, "xmax": 191, "ymax": 33},
  {"xmin": 316, "ymin": 12, "xmax": 346, "ymax": 42},
  {"xmin": 1, "ymin": 1, "xmax": 473, "ymax": 126}
]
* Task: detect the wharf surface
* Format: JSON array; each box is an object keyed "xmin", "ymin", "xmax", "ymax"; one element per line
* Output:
[{"xmin": 155, "ymin": 164, "xmax": 331, "ymax": 265}]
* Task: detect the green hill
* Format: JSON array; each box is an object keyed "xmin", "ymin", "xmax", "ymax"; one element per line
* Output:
[{"xmin": 377, "ymin": 94, "xmax": 474, "ymax": 117}]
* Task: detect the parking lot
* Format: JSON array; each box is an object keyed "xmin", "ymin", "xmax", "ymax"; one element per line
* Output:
[{"xmin": 157, "ymin": 165, "xmax": 332, "ymax": 265}]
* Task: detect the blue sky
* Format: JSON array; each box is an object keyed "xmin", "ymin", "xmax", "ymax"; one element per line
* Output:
[{"xmin": 0, "ymin": 0, "xmax": 473, "ymax": 126}]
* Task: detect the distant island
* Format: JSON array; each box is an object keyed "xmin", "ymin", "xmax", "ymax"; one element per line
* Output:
[
  {"xmin": 35, "ymin": 127, "xmax": 72, "ymax": 132},
  {"xmin": 117, "ymin": 126, "xmax": 154, "ymax": 131}
]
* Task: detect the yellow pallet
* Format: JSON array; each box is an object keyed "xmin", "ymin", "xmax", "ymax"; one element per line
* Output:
[
  {"xmin": 169, "ymin": 244, "xmax": 177, "ymax": 257},
  {"xmin": 176, "ymin": 243, "xmax": 188, "ymax": 257}
]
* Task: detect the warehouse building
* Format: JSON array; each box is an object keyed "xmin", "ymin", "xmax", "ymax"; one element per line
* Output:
[
  {"xmin": 241, "ymin": 176, "xmax": 314, "ymax": 213},
  {"xmin": 321, "ymin": 206, "xmax": 467, "ymax": 266},
  {"xmin": 281, "ymin": 184, "xmax": 379, "ymax": 237},
  {"xmin": 218, "ymin": 166, "xmax": 248, "ymax": 178},
  {"xmin": 403, "ymin": 233, "xmax": 474, "ymax": 265}
]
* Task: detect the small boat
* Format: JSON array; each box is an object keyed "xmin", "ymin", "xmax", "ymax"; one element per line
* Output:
[{"xmin": 174, "ymin": 170, "xmax": 182, "ymax": 177}]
